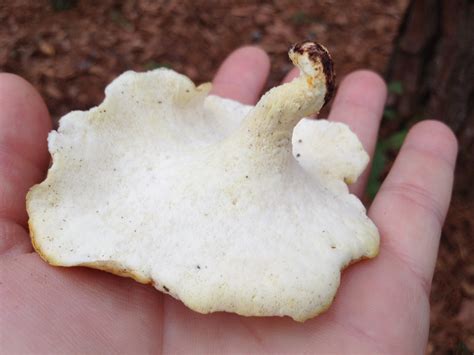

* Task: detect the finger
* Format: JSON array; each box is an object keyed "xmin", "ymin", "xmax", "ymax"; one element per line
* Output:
[
  {"xmin": 370, "ymin": 120, "xmax": 457, "ymax": 288},
  {"xmin": 322, "ymin": 122, "xmax": 457, "ymax": 354},
  {"xmin": 282, "ymin": 67, "xmax": 299, "ymax": 83},
  {"xmin": 211, "ymin": 46, "xmax": 270, "ymax": 105},
  {"xmin": 0, "ymin": 74, "xmax": 51, "ymax": 254},
  {"xmin": 328, "ymin": 71, "xmax": 387, "ymax": 197}
]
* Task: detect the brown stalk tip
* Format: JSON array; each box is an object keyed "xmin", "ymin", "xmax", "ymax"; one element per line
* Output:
[{"xmin": 290, "ymin": 41, "xmax": 336, "ymax": 107}]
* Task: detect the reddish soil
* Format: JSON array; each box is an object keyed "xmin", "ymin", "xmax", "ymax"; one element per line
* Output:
[
  {"xmin": 1, "ymin": 1, "xmax": 472, "ymax": 353},
  {"xmin": 1, "ymin": 0, "xmax": 406, "ymax": 121}
]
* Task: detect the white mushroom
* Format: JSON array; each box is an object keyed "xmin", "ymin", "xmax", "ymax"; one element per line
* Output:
[{"xmin": 27, "ymin": 42, "xmax": 379, "ymax": 322}]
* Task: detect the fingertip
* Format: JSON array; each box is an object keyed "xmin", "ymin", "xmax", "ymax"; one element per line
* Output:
[
  {"xmin": 0, "ymin": 73, "xmax": 50, "ymax": 119},
  {"xmin": 329, "ymin": 69, "xmax": 387, "ymax": 128},
  {"xmin": 341, "ymin": 69, "xmax": 386, "ymax": 88},
  {"xmin": 406, "ymin": 120, "xmax": 458, "ymax": 165},
  {"xmin": 0, "ymin": 72, "xmax": 30, "ymax": 88},
  {"xmin": 231, "ymin": 46, "xmax": 271, "ymax": 70},
  {"xmin": 339, "ymin": 70, "xmax": 387, "ymax": 106},
  {"xmin": 0, "ymin": 73, "xmax": 51, "ymax": 168},
  {"xmin": 211, "ymin": 45, "xmax": 270, "ymax": 105}
]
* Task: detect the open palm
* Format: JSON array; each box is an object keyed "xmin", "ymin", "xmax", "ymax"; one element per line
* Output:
[{"xmin": 0, "ymin": 47, "xmax": 457, "ymax": 354}]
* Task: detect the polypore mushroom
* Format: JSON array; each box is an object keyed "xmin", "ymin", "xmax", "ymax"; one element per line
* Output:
[{"xmin": 27, "ymin": 41, "xmax": 379, "ymax": 322}]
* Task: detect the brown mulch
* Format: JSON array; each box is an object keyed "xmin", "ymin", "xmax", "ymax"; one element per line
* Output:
[
  {"xmin": 1, "ymin": 1, "xmax": 472, "ymax": 353},
  {"xmin": 1, "ymin": 0, "xmax": 406, "ymax": 121}
]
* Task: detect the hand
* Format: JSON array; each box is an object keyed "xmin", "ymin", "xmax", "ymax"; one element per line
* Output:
[{"xmin": 0, "ymin": 47, "xmax": 457, "ymax": 354}]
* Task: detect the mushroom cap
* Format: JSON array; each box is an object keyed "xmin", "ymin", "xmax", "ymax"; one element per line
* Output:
[{"xmin": 27, "ymin": 42, "xmax": 379, "ymax": 322}]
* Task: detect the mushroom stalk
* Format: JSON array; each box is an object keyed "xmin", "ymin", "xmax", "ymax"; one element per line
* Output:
[{"xmin": 239, "ymin": 42, "xmax": 335, "ymax": 153}]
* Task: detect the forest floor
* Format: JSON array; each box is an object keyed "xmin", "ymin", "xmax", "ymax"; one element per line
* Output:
[{"xmin": 1, "ymin": 1, "xmax": 472, "ymax": 353}]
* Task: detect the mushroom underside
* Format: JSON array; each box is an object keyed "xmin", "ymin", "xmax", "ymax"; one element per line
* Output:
[{"xmin": 27, "ymin": 42, "xmax": 379, "ymax": 321}]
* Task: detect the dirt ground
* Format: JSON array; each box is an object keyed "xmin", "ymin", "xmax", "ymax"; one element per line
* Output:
[{"xmin": 1, "ymin": 1, "xmax": 472, "ymax": 353}]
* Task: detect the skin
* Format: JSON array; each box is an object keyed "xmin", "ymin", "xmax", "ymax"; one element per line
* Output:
[{"xmin": 0, "ymin": 46, "xmax": 457, "ymax": 354}]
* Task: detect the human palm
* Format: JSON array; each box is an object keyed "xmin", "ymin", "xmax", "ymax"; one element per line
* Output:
[{"xmin": 0, "ymin": 47, "xmax": 457, "ymax": 354}]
